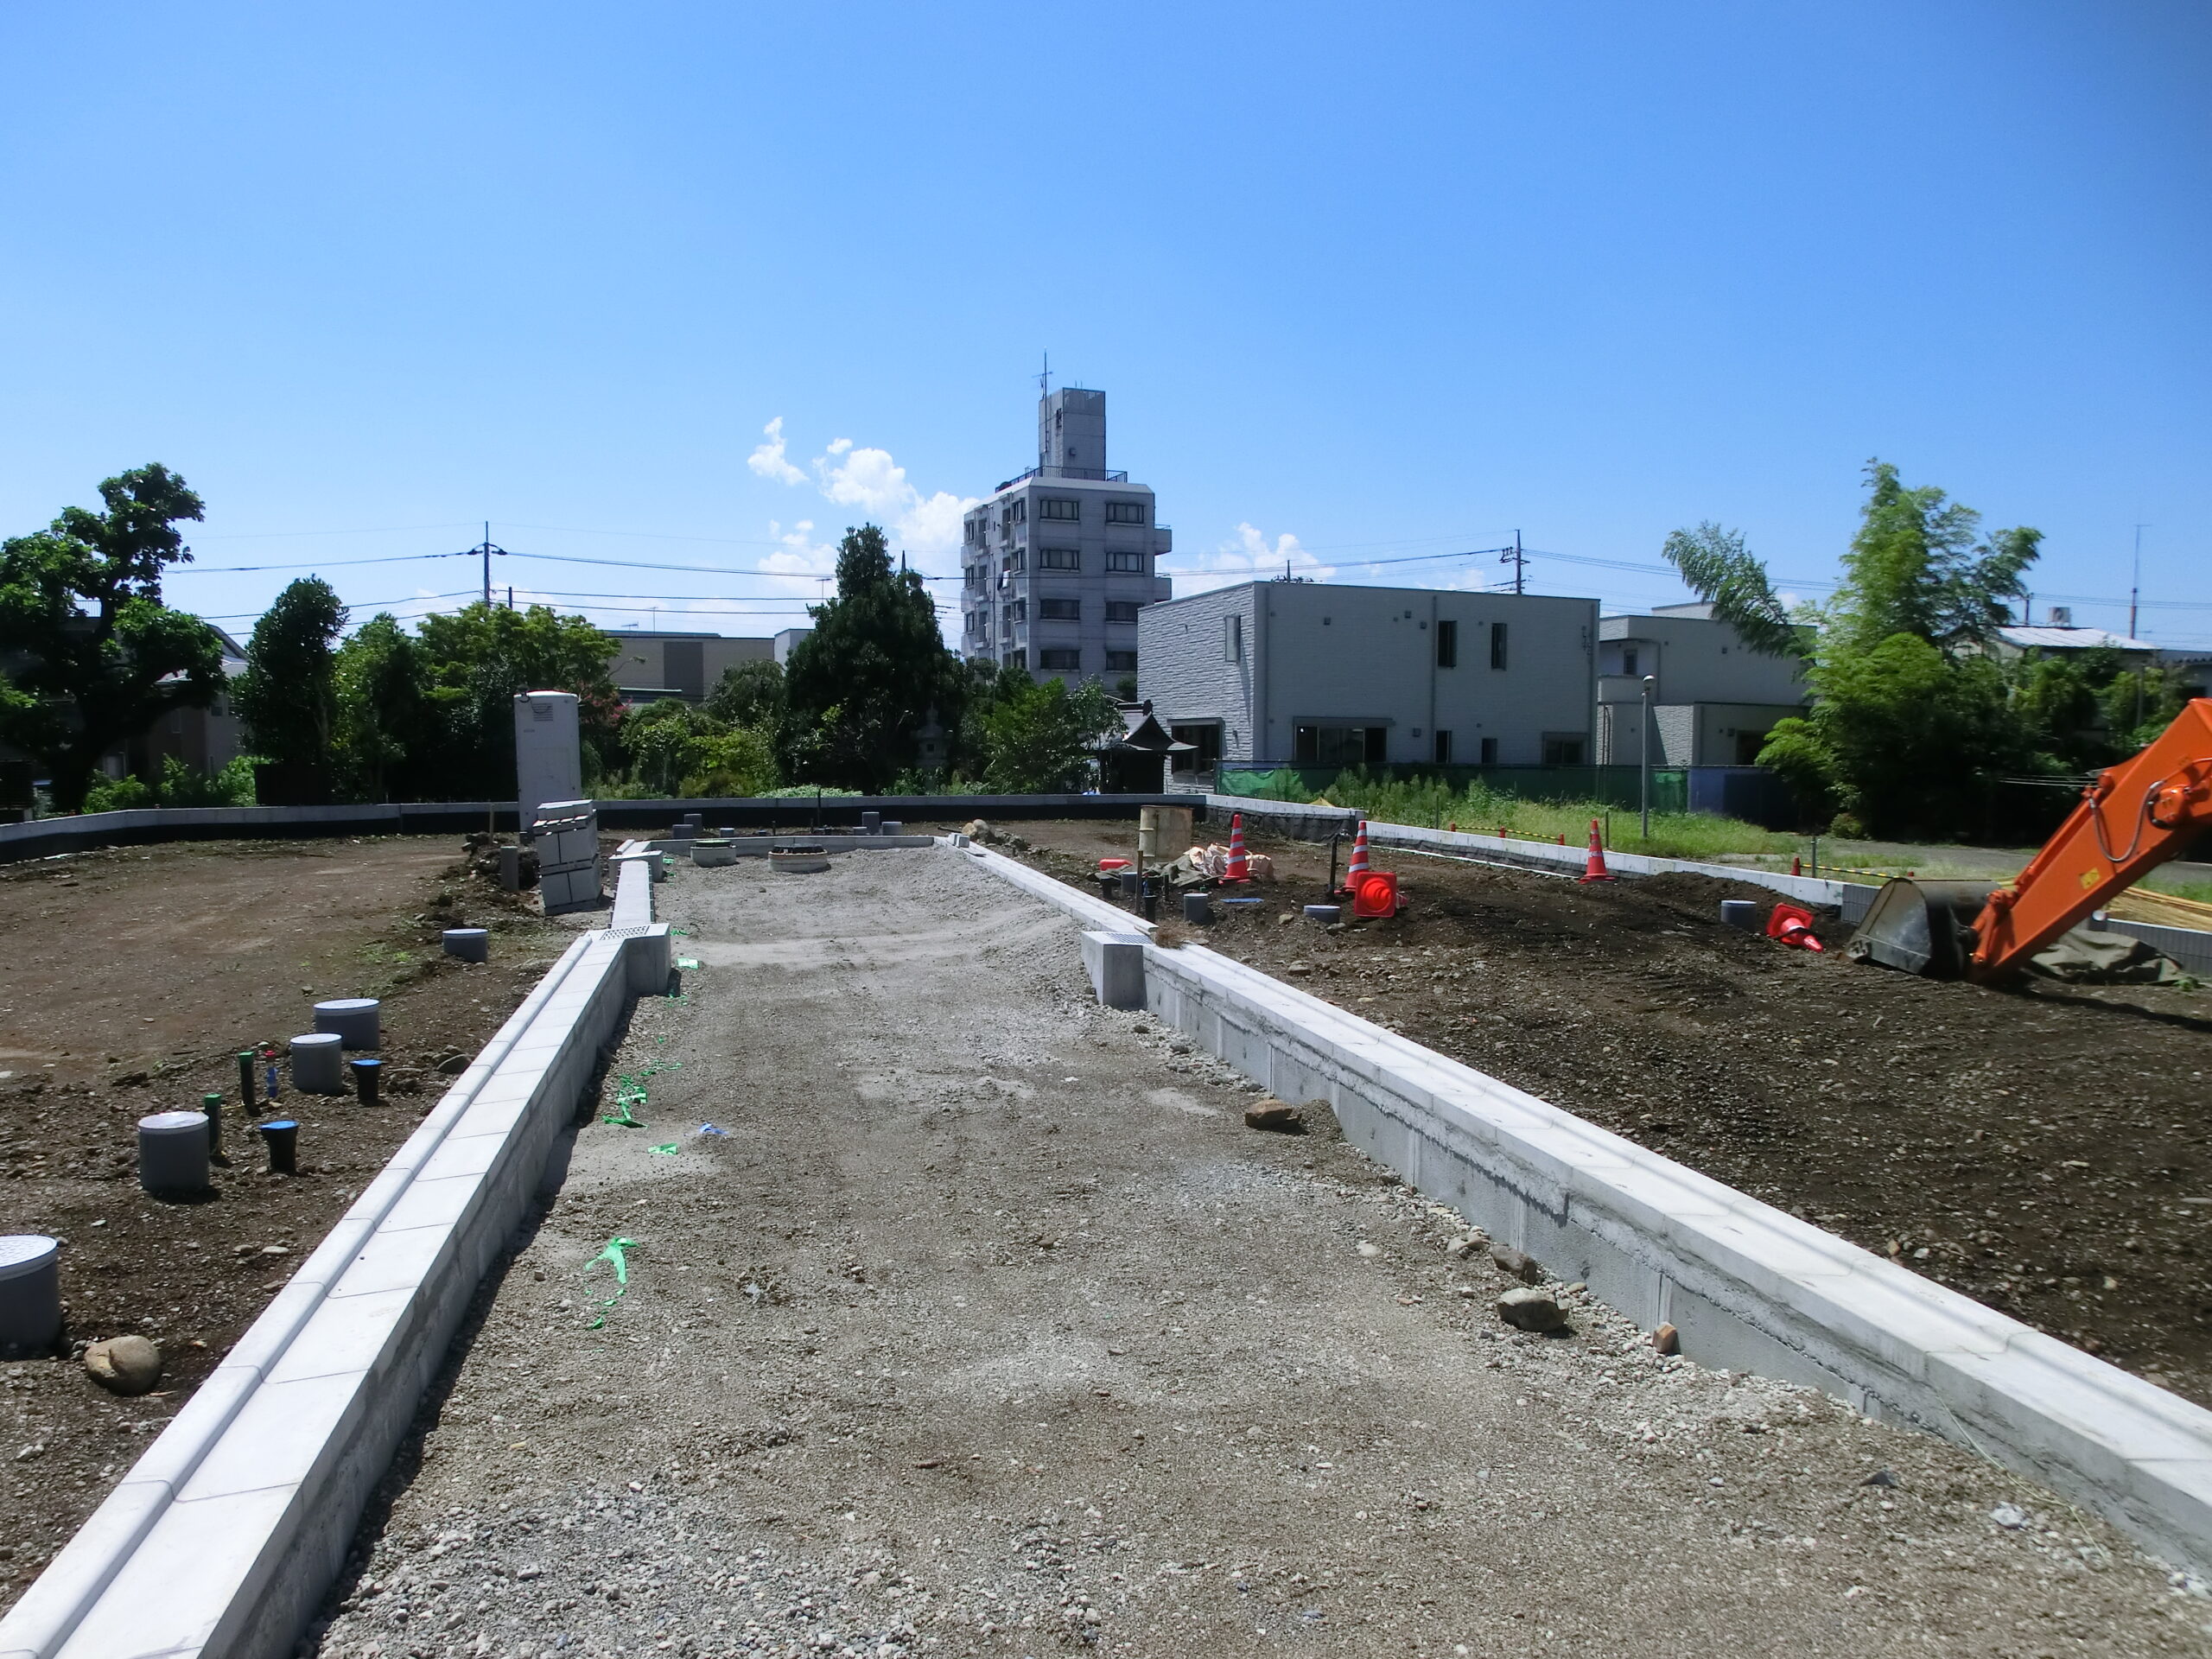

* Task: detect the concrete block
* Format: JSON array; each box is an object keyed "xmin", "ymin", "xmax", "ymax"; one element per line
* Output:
[
  {"xmin": 1080, "ymin": 931, "xmax": 1147, "ymax": 1010},
  {"xmin": 539, "ymin": 863, "xmax": 601, "ymax": 914}
]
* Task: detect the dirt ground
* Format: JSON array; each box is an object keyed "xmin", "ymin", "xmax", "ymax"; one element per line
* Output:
[
  {"xmin": 311, "ymin": 850, "xmax": 2209, "ymax": 1659},
  {"xmin": 0, "ymin": 836, "xmax": 584, "ymax": 1611},
  {"xmin": 981, "ymin": 818, "xmax": 2212, "ymax": 1414}
]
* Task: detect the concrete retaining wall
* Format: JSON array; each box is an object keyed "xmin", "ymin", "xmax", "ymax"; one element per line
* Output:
[
  {"xmin": 957, "ymin": 838, "xmax": 2212, "ymax": 1575},
  {"xmin": 0, "ymin": 796, "xmax": 1206, "ymax": 865},
  {"xmin": 0, "ymin": 917, "xmax": 671, "ymax": 1658}
]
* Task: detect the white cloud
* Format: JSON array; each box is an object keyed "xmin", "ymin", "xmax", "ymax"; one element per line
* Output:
[
  {"xmin": 747, "ymin": 416, "xmax": 806, "ymax": 486},
  {"xmin": 1169, "ymin": 522, "xmax": 1335, "ymax": 596},
  {"xmin": 814, "ymin": 443, "xmax": 911, "ymax": 513}
]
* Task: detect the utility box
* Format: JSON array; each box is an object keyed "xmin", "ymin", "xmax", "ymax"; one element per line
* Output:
[{"xmin": 514, "ymin": 691, "xmax": 582, "ymax": 830}]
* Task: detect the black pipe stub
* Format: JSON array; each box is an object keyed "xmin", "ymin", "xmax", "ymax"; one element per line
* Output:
[
  {"xmin": 236, "ymin": 1050, "xmax": 257, "ymax": 1111},
  {"xmin": 349, "ymin": 1058, "xmax": 382, "ymax": 1107},
  {"xmin": 257, "ymin": 1119, "xmax": 300, "ymax": 1175}
]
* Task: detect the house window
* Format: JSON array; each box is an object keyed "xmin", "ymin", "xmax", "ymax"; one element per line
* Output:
[
  {"xmin": 1433, "ymin": 730, "xmax": 1452, "ymax": 764},
  {"xmin": 1104, "ymin": 500, "xmax": 1147, "ymax": 524},
  {"xmin": 1007, "ymin": 549, "xmax": 1026, "ymax": 572},
  {"xmin": 1003, "ymin": 499, "xmax": 1026, "ymax": 524},
  {"xmin": 1224, "ymin": 614, "xmax": 1243, "ymax": 662},
  {"xmin": 1003, "ymin": 648, "xmax": 1027, "ymax": 669},
  {"xmin": 1038, "ymin": 546, "xmax": 1080, "ymax": 570},
  {"xmin": 1038, "ymin": 648, "xmax": 1081, "ymax": 671},
  {"xmin": 1621, "ymin": 646, "xmax": 1638, "ymax": 676},
  {"xmin": 1436, "ymin": 619, "xmax": 1457, "ymax": 669},
  {"xmin": 1013, "ymin": 599, "xmax": 1027, "ymax": 622},
  {"xmin": 963, "ymin": 565, "xmax": 983, "ymax": 589},
  {"xmin": 1039, "ymin": 498, "xmax": 1081, "ymax": 521},
  {"xmin": 1491, "ymin": 621, "xmax": 1509, "ymax": 671},
  {"xmin": 1293, "ymin": 724, "xmax": 1388, "ymax": 766},
  {"xmin": 1039, "ymin": 598, "xmax": 1080, "ymax": 620},
  {"xmin": 1541, "ymin": 734, "xmax": 1586, "ymax": 766},
  {"xmin": 1105, "ymin": 601, "xmax": 1141, "ymax": 624},
  {"xmin": 1105, "ymin": 650, "xmax": 1138, "ymax": 671},
  {"xmin": 1479, "ymin": 736, "xmax": 1498, "ymax": 765},
  {"xmin": 1172, "ymin": 722, "xmax": 1222, "ymax": 774},
  {"xmin": 1106, "ymin": 550, "xmax": 1145, "ymax": 573}
]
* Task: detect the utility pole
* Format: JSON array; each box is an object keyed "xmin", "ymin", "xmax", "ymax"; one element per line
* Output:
[
  {"xmin": 2132, "ymin": 524, "xmax": 2151, "ymax": 729},
  {"xmin": 1639, "ymin": 675, "xmax": 1656, "ymax": 842},
  {"xmin": 462, "ymin": 522, "xmax": 509, "ymax": 607},
  {"xmin": 1497, "ymin": 530, "xmax": 1525, "ymax": 595},
  {"xmin": 2130, "ymin": 524, "xmax": 2148, "ymax": 640}
]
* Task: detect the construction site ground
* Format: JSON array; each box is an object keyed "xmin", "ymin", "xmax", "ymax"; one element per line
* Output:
[
  {"xmin": 313, "ymin": 849, "xmax": 2207, "ymax": 1658},
  {"xmin": 0, "ymin": 836, "xmax": 578, "ymax": 1614},
  {"xmin": 976, "ymin": 819, "xmax": 2212, "ymax": 1416}
]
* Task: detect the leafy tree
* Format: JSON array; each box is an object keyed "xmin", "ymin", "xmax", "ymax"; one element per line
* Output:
[
  {"xmin": 782, "ymin": 526, "xmax": 965, "ymax": 791},
  {"xmin": 233, "ymin": 576, "xmax": 346, "ymax": 797},
  {"xmin": 1673, "ymin": 461, "xmax": 2044, "ymax": 839},
  {"xmin": 333, "ymin": 613, "xmax": 444, "ymax": 801},
  {"xmin": 1827, "ymin": 461, "xmax": 2038, "ymax": 655},
  {"xmin": 682, "ymin": 726, "xmax": 779, "ymax": 797},
  {"xmin": 980, "ymin": 675, "xmax": 1121, "ymax": 792},
  {"xmin": 408, "ymin": 602, "xmax": 620, "ymax": 797},
  {"xmin": 1660, "ymin": 522, "xmax": 1803, "ymax": 658},
  {"xmin": 0, "ymin": 464, "xmax": 226, "ymax": 813},
  {"xmin": 704, "ymin": 658, "xmax": 785, "ymax": 734},
  {"xmin": 621, "ymin": 698, "xmax": 708, "ymax": 796}
]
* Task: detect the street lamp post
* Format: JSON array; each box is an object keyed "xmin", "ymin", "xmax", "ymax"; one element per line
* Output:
[{"xmin": 1639, "ymin": 674, "xmax": 1657, "ymax": 842}]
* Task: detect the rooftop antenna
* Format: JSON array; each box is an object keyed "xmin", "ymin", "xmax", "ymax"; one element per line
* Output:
[{"xmin": 1039, "ymin": 352, "xmax": 1052, "ymax": 398}]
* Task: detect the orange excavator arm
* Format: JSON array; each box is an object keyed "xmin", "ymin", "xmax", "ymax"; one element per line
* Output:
[{"xmin": 1967, "ymin": 697, "xmax": 2212, "ymax": 982}]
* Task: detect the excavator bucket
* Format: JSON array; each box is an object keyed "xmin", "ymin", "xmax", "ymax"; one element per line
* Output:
[{"xmin": 1845, "ymin": 879, "xmax": 1996, "ymax": 977}]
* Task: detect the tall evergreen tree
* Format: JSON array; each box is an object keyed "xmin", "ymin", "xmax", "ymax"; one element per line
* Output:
[
  {"xmin": 233, "ymin": 576, "xmax": 347, "ymax": 800},
  {"xmin": 782, "ymin": 525, "xmax": 964, "ymax": 791}
]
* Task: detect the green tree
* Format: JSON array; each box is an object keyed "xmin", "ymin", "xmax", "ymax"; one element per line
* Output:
[
  {"xmin": 1671, "ymin": 461, "xmax": 2044, "ymax": 839},
  {"xmin": 682, "ymin": 726, "xmax": 779, "ymax": 797},
  {"xmin": 782, "ymin": 526, "xmax": 965, "ymax": 791},
  {"xmin": 704, "ymin": 658, "xmax": 785, "ymax": 734},
  {"xmin": 233, "ymin": 576, "xmax": 347, "ymax": 798},
  {"xmin": 980, "ymin": 675, "xmax": 1120, "ymax": 792},
  {"xmin": 0, "ymin": 464, "xmax": 226, "ymax": 813},
  {"xmin": 333, "ymin": 613, "xmax": 442, "ymax": 801},
  {"xmin": 408, "ymin": 602, "xmax": 620, "ymax": 797},
  {"xmin": 1660, "ymin": 522, "xmax": 1804, "ymax": 658}
]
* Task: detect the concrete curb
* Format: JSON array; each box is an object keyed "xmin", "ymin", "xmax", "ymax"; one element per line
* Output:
[
  {"xmin": 0, "ymin": 916, "xmax": 671, "ymax": 1658},
  {"xmin": 957, "ymin": 839, "xmax": 2212, "ymax": 1575}
]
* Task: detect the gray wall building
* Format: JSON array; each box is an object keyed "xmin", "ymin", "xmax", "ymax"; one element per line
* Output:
[
  {"xmin": 605, "ymin": 630, "xmax": 775, "ymax": 706},
  {"xmin": 1137, "ymin": 581, "xmax": 1598, "ymax": 776},
  {"xmin": 959, "ymin": 386, "xmax": 1175, "ymax": 683},
  {"xmin": 1595, "ymin": 604, "xmax": 1808, "ymax": 766}
]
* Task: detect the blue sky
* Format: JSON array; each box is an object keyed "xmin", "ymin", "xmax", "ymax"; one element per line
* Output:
[{"xmin": 3, "ymin": 3, "xmax": 2207, "ymax": 649}]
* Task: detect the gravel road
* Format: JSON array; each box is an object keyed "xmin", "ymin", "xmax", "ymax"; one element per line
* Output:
[{"xmin": 310, "ymin": 849, "xmax": 2212, "ymax": 1658}]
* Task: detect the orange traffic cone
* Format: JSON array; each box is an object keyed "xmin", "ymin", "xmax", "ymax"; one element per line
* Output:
[
  {"xmin": 1224, "ymin": 813, "xmax": 1250, "ymax": 883},
  {"xmin": 1577, "ymin": 818, "xmax": 1615, "ymax": 884},
  {"xmin": 1342, "ymin": 820, "xmax": 1370, "ymax": 893}
]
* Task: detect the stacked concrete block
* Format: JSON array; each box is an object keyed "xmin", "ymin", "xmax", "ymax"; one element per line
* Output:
[{"xmin": 532, "ymin": 798, "xmax": 601, "ymax": 914}]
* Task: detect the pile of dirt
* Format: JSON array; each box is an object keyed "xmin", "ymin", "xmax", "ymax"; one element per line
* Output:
[
  {"xmin": 0, "ymin": 836, "xmax": 577, "ymax": 1611},
  {"xmin": 999, "ymin": 820, "xmax": 2212, "ymax": 1410}
]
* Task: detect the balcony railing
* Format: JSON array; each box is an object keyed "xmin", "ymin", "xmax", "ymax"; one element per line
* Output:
[{"xmin": 992, "ymin": 465, "xmax": 1131, "ymax": 491}]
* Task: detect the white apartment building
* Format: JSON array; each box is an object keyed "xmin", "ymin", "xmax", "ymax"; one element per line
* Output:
[
  {"xmin": 1595, "ymin": 604, "xmax": 1808, "ymax": 766},
  {"xmin": 959, "ymin": 387, "xmax": 1175, "ymax": 682},
  {"xmin": 1137, "ymin": 581, "xmax": 1598, "ymax": 775}
]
